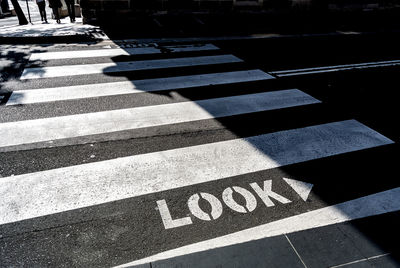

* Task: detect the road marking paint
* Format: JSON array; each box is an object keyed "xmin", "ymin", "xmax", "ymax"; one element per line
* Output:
[
  {"xmin": 270, "ymin": 59, "xmax": 400, "ymax": 77},
  {"xmin": 0, "ymin": 120, "xmax": 393, "ymax": 225},
  {"xmin": 0, "ymin": 89, "xmax": 319, "ymax": 148},
  {"xmin": 28, "ymin": 44, "xmax": 219, "ymax": 61},
  {"xmin": 115, "ymin": 187, "xmax": 400, "ymax": 267},
  {"xmin": 162, "ymin": 44, "xmax": 219, "ymax": 52},
  {"xmin": 282, "ymin": 178, "xmax": 313, "ymax": 202},
  {"xmin": 7, "ymin": 70, "xmax": 274, "ymax": 105},
  {"xmin": 159, "ymin": 179, "xmax": 299, "ymax": 229},
  {"xmin": 157, "ymin": 200, "xmax": 193, "ymax": 229},
  {"xmin": 20, "ymin": 55, "xmax": 242, "ymax": 79},
  {"xmin": 250, "ymin": 180, "xmax": 292, "ymax": 207},
  {"xmin": 188, "ymin": 193, "xmax": 224, "ymax": 221},
  {"xmin": 223, "ymin": 186, "xmax": 258, "ymax": 213}
]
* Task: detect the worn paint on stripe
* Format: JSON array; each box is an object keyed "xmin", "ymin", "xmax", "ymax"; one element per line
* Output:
[
  {"xmin": 116, "ymin": 187, "xmax": 400, "ymax": 267},
  {"xmin": 20, "ymin": 55, "xmax": 242, "ymax": 79},
  {"xmin": 7, "ymin": 70, "xmax": 274, "ymax": 105},
  {"xmin": 28, "ymin": 44, "xmax": 219, "ymax": 61},
  {"xmin": 0, "ymin": 120, "xmax": 393, "ymax": 225},
  {"xmin": 0, "ymin": 89, "xmax": 318, "ymax": 148}
]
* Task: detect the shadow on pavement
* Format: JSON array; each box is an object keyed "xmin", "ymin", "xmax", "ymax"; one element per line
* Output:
[
  {"xmin": 99, "ymin": 7, "xmax": 400, "ymax": 40},
  {"xmin": 100, "ymin": 29, "xmax": 400, "ymax": 267},
  {"xmin": 1, "ymin": 13, "xmax": 400, "ymax": 267}
]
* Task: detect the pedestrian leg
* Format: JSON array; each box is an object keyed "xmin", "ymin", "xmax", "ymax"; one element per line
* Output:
[
  {"xmin": 66, "ymin": 1, "xmax": 71, "ymax": 22},
  {"xmin": 66, "ymin": 1, "xmax": 75, "ymax": 22},
  {"xmin": 41, "ymin": 3, "xmax": 47, "ymax": 23},
  {"xmin": 37, "ymin": 4, "xmax": 43, "ymax": 20},
  {"xmin": 38, "ymin": 1, "xmax": 47, "ymax": 22},
  {"xmin": 52, "ymin": 7, "xmax": 60, "ymax": 23},
  {"xmin": 70, "ymin": 1, "xmax": 75, "ymax": 22}
]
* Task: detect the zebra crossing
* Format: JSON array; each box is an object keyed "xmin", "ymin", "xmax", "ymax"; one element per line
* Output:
[
  {"xmin": 0, "ymin": 41, "xmax": 398, "ymax": 267},
  {"xmin": 1, "ymin": 90, "xmax": 321, "ymax": 149}
]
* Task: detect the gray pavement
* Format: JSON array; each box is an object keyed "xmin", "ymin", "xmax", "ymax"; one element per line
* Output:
[
  {"xmin": 0, "ymin": 0, "xmax": 107, "ymax": 42},
  {"xmin": 0, "ymin": 30, "xmax": 400, "ymax": 267},
  {"xmin": 0, "ymin": 0, "xmax": 53, "ymax": 27}
]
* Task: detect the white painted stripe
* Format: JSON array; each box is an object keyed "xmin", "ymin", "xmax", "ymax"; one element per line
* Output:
[
  {"xmin": 28, "ymin": 44, "xmax": 219, "ymax": 61},
  {"xmin": 270, "ymin": 59, "xmax": 400, "ymax": 77},
  {"xmin": 0, "ymin": 120, "xmax": 393, "ymax": 225},
  {"xmin": 0, "ymin": 89, "xmax": 318, "ymax": 147},
  {"xmin": 163, "ymin": 44, "xmax": 219, "ymax": 53},
  {"xmin": 20, "ymin": 55, "xmax": 242, "ymax": 80},
  {"xmin": 116, "ymin": 186, "xmax": 400, "ymax": 267},
  {"xmin": 7, "ymin": 70, "xmax": 274, "ymax": 105}
]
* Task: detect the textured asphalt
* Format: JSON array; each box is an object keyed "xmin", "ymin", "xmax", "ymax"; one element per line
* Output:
[{"xmin": 1, "ymin": 32, "xmax": 400, "ymax": 267}]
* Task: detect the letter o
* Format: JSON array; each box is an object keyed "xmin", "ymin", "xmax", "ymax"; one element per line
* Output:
[
  {"xmin": 222, "ymin": 186, "xmax": 257, "ymax": 213},
  {"xmin": 187, "ymin": 192, "xmax": 223, "ymax": 221}
]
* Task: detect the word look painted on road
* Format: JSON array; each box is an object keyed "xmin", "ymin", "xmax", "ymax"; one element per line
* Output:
[{"xmin": 157, "ymin": 178, "xmax": 313, "ymax": 229}]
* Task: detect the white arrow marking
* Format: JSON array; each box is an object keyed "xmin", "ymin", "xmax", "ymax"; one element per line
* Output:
[{"xmin": 283, "ymin": 178, "xmax": 314, "ymax": 201}]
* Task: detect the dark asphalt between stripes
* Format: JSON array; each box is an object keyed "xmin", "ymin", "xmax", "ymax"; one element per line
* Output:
[{"xmin": 1, "ymin": 33, "xmax": 400, "ymax": 267}]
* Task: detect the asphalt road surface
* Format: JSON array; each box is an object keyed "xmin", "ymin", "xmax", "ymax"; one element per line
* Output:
[{"xmin": 0, "ymin": 32, "xmax": 400, "ymax": 267}]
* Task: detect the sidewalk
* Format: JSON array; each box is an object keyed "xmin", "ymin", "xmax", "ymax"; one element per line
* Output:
[
  {"xmin": 0, "ymin": 0, "xmax": 108, "ymax": 43},
  {"xmin": 0, "ymin": 17, "xmax": 108, "ymax": 43},
  {"xmin": 0, "ymin": 0, "xmax": 56, "ymax": 27},
  {"xmin": 2, "ymin": 0, "xmax": 400, "ymax": 45}
]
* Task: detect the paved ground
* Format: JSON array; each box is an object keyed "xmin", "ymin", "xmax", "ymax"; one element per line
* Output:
[
  {"xmin": 0, "ymin": 13, "xmax": 400, "ymax": 268},
  {"xmin": 97, "ymin": 7, "xmax": 400, "ymax": 40},
  {"xmin": 0, "ymin": 0, "xmax": 106, "ymax": 43},
  {"xmin": 0, "ymin": 0, "xmax": 55, "ymax": 27}
]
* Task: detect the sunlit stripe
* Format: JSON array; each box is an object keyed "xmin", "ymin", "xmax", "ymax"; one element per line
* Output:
[
  {"xmin": 7, "ymin": 70, "xmax": 274, "ymax": 105},
  {"xmin": 28, "ymin": 44, "xmax": 219, "ymax": 61},
  {"xmin": 0, "ymin": 120, "xmax": 393, "ymax": 225},
  {"xmin": 20, "ymin": 55, "xmax": 242, "ymax": 79},
  {"xmin": 0, "ymin": 89, "xmax": 318, "ymax": 148}
]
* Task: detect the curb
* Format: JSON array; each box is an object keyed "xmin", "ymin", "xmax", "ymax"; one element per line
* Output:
[
  {"xmin": 111, "ymin": 29, "xmax": 400, "ymax": 45},
  {"xmin": 0, "ymin": 34, "xmax": 103, "ymax": 44}
]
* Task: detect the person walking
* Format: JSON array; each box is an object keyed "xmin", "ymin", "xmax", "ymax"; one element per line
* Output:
[
  {"xmin": 48, "ymin": 0, "xmax": 62, "ymax": 23},
  {"xmin": 36, "ymin": 0, "xmax": 48, "ymax": 23},
  {"xmin": 65, "ymin": 0, "xmax": 75, "ymax": 22}
]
